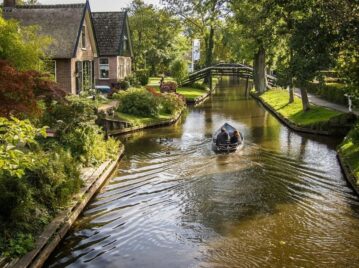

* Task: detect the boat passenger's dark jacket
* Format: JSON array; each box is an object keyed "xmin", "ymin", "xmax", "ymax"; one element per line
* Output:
[{"xmin": 216, "ymin": 132, "xmax": 229, "ymax": 145}]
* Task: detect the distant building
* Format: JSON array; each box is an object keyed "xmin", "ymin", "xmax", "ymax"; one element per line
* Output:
[
  {"xmin": 92, "ymin": 12, "xmax": 133, "ymax": 87},
  {"xmin": 3, "ymin": 0, "xmax": 98, "ymax": 94}
]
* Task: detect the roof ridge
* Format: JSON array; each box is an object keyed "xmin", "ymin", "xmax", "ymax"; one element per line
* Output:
[
  {"xmin": 14, "ymin": 3, "xmax": 86, "ymax": 9},
  {"xmin": 92, "ymin": 11, "xmax": 126, "ymax": 13}
]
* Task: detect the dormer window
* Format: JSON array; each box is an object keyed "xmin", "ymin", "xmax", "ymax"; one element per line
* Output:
[{"xmin": 81, "ymin": 25, "xmax": 86, "ymax": 50}]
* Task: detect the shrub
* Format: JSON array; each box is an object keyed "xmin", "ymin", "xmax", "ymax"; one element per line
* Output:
[
  {"xmin": 0, "ymin": 60, "xmax": 66, "ymax": 119},
  {"xmin": 146, "ymin": 86, "xmax": 162, "ymax": 97},
  {"xmin": 124, "ymin": 75, "xmax": 141, "ymax": 87},
  {"xmin": 160, "ymin": 81, "xmax": 178, "ymax": 93},
  {"xmin": 41, "ymin": 97, "xmax": 121, "ymax": 166},
  {"xmin": 118, "ymin": 80, "xmax": 130, "ymax": 90},
  {"xmin": 61, "ymin": 124, "xmax": 119, "ymax": 166},
  {"xmin": 160, "ymin": 93, "xmax": 186, "ymax": 115},
  {"xmin": 113, "ymin": 88, "xmax": 160, "ymax": 117},
  {"xmin": 0, "ymin": 117, "xmax": 85, "ymax": 258},
  {"xmin": 171, "ymin": 58, "xmax": 188, "ymax": 85},
  {"xmin": 302, "ymin": 81, "xmax": 358, "ymax": 106},
  {"xmin": 136, "ymin": 69, "xmax": 150, "ymax": 86}
]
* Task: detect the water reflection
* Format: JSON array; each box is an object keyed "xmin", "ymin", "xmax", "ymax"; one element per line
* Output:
[{"xmin": 46, "ymin": 81, "xmax": 359, "ymax": 268}]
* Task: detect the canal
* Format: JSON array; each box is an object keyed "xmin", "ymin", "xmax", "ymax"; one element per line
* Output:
[{"xmin": 47, "ymin": 81, "xmax": 359, "ymax": 267}]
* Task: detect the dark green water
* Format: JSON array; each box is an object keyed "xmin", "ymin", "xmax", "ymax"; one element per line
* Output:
[{"xmin": 47, "ymin": 81, "xmax": 359, "ymax": 268}]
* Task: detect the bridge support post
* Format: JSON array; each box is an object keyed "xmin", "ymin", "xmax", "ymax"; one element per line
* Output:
[
  {"xmin": 245, "ymin": 77, "xmax": 249, "ymax": 98},
  {"xmin": 208, "ymin": 70, "xmax": 213, "ymax": 91}
]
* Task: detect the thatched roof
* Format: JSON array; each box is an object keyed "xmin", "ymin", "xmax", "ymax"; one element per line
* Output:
[
  {"xmin": 3, "ymin": 3, "xmax": 88, "ymax": 59},
  {"xmin": 92, "ymin": 12, "xmax": 127, "ymax": 56}
]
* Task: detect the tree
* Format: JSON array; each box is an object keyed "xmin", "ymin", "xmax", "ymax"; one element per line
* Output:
[
  {"xmin": 163, "ymin": 0, "xmax": 229, "ymax": 68},
  {"xmin": 129, "ymin": 0, "xmax": 186, "ymax": 75},
  {"xmin": 0, "ymin": 16, "xmax": 51, "ymax": 71},
  {"xmin": 230, "ymin": 0, "xmax": 281, "ymax": 93},
  {"xmin": 0, "ymin": 60, "xmax": 65, "ymax": 119},
  {"xmin": 171, "ymin": 58, "xmax": 189, "ymax": 85}
]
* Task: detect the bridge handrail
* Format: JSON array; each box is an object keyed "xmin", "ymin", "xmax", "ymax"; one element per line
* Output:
[{"xmin": 183, "ymin": 63, "xmax": 277, "ymax": 85}]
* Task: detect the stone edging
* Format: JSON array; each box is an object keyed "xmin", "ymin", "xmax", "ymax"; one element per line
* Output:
[
  {"xmin": 186, "ymin": 90, "xmax": 212, "ymax": 106},
  {"xmin": 337, "ymin": 151, "xmax": 359, "ymax": 195},
  {"xmin": 108, "ymin": 111, "xmax": 183, "ymax": 136},
  {"xmin": 7, "ymin": 147, "xmax": 125, "ymax": 268},
  {"xmin": 250, "ymin": 92, "xmax": 331, "ymax": 136}
]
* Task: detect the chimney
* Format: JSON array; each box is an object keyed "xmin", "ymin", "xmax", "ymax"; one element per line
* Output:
[{"xmin": 3, "ymin": 0, "xmax": 16, "ymax": 8}]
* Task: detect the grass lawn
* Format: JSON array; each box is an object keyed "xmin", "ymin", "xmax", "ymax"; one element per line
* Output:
[
  {"xmin": 260, "ymin": 88, "xmax": 342, "ymax": 126},
  {"xmin": 177, "ymin": 87, "xmax": 209, "ymax": 101},
  {"xmin": 115, "ymin": 112, "xmax": 174, "ymax": 127},
  {"xmin": 339, "ymin": 126, "xmax": 359, "ymax": 184},
  {"xmin": 147, "ymin": 76, "xmax": 218, "ymax": 101},
  {"xmin": 150, "ymin": 85, "xmax": 208, "ymax": 102},
  {"xmin": 148, "ymin": 77, "xmax": 175, "ymax": 87}
]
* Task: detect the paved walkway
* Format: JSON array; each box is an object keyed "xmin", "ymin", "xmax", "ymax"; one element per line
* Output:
[{"xmin": 294, "ymin": 88, "xmax": 359, "ymax": 116}]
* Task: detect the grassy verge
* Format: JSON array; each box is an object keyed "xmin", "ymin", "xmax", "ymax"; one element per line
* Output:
[
  {"xmin": 339, "ymin": 125, "xmax": 359, "ymax": 184},
  {"xmin": 115, "ymin": 112, "xmax": 175, "ymax": 127},
  {"xmin": 260, "ymin": 88, "xmax": 342, "ymax": 126}
]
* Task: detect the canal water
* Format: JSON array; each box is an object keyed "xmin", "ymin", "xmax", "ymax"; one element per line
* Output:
[{"xmin": 47, "ymin": 81, "xmax": 359, "ymax": 267}]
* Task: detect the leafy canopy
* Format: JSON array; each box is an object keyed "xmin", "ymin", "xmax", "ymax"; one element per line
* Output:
[{"xmin": 0, "ymin": 16, "xmax": 51, "ymax": 71}]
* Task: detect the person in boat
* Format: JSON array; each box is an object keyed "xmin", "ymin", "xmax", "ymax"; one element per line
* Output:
[
  {"xmin": 216, "ymin": 128, "xmax": 230, "ymax": 146},
  {"xmin": 230, "ymin": 130, "xmax": 240, "ymax": 144}
]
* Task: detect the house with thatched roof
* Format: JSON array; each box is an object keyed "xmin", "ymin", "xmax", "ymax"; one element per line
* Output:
[
  {"xmin": 92, "ymin": 11, "xmax": 133, "ymax": 87},
  {"xmin": 2, "ymin": 0, "xmax": 98, "ymax": 94}
]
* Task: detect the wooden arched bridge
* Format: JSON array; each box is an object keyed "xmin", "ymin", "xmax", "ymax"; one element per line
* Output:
[{"xmin": 182, "ymin": 63, "xmax": 276, "ymax": 89}]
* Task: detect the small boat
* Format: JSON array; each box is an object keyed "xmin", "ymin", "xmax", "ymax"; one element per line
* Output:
[{"xmin": 212, "ymin": 123, "xmax": 244, "ymax": 153}]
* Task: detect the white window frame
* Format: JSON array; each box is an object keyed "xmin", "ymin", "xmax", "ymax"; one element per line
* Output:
[
  {"xmin": 81, "ymin": 25, "xmax": 87, "ymax": 50},
  {"xmin": 99, "ymin": 58, "xmax": 110, "ymax": 80}
]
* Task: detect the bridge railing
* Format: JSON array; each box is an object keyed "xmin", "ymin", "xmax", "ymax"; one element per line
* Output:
[{"xmin": 182, "ymin": 63, "xmax": 277, "ymax": 87}]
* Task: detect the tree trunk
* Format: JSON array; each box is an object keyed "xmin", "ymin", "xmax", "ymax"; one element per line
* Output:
[
  {"xmin": 205, "ymin": 26, "xmax": 215, "ymax": 67},
  {"xmin": 300, "ymin": 88, "xmax": 310, "ymax": 111},
  {"xmin": 288, "ymin": 78, "xmax": 294, "ymax": 103},
  {"xmin": 253, "ymin": 46, "xmax": 267, "ymax": 93},
  {"xmin": 288, "ymin": 47, "xmax": 294, "ymax": 103}
]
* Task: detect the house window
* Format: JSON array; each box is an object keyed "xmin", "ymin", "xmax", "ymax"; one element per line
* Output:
[
  {"xmin": 81, "ymin": 25, "xmax": 86, "ymax": 49},
  {"xmin": 44, "ymin": 60, "xmax": 56, "ymax": 82},
  {"xmin": 99, "ymin": 58, "xmax": 109, "ymax": 79}
]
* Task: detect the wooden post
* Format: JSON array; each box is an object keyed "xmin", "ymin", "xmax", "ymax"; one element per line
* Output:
[
  {"xmin": 208, "ymin": 70, "xmax": 213, "ymax": 91},
  {"xmin": 245, "ymin": 77, "xmax": 249, "ymax": 98}
]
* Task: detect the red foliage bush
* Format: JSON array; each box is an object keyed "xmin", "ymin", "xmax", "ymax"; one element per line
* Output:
[
  {"xmin": 0, "ymin": 60, "xmax": 66, "ymax": 118},
  {"xmin": 160, "ymin": 81, "xmax": 178, "ymax": 93},
  {"xmin": 145, "ymin": 86, "xmax": 162, "ymax": 97}
]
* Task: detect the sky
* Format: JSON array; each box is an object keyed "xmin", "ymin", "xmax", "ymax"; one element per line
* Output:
[{"xmin": 0, "ymin": 0, "xmax": 163, "ymax": 11}]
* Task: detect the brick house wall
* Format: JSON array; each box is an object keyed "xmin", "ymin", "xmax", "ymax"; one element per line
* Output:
[
  {"xmin": 94, "ymin": 57, "xmax": 118, "ymax": 87},
  {"xmin": 55, "ymin": 59, "xmax": 72, "ymax": 93},
  {"xmin": 94, "ymin": 56, "xmax": 132, "ymax": 87},
  {"xmin": 70, "ymin": 15, "xmax": 95, "ymax": 94},
  {"xmin": 52, "ymin": 13, "xmax": 96, "ymax": 94}
]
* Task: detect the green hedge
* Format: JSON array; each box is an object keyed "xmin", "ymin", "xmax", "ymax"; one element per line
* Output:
[{"xmin": 302, "ymin": 81, "xmax": 357, "ymax": 106}]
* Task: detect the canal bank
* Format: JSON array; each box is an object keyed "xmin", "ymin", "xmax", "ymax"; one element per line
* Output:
[
  {"xmin": 251, "ymin": 89, "xmax": 359, "ymax": 196},
  {"xmin": 46, "ymin": 81, "xmax": 359, "ymax": 268},
  {"xmin": 2, "ymin": 147, "xmax": 124, "ymax": 268}
]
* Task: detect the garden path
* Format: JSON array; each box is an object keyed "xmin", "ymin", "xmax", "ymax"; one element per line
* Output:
[{"xmin": 294, "ymin": 88, "xmax": 359, "ymax": 115}]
